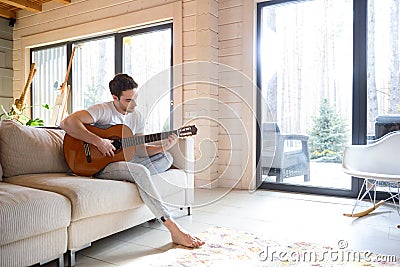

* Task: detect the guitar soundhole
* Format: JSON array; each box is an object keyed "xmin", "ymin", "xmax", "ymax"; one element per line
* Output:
[{"xmin": 112, "ymin": 139, "xmax": 122, "ymax": 150}]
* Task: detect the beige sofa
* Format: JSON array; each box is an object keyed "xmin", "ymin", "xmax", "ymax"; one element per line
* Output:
[{"xmin": 0, "ymin": 120, "xmax": 194, "ymax": 267}]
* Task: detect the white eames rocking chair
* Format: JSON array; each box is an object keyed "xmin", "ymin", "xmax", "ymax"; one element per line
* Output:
[{"xmin": 342, "ymin": 131, "xmax": 400, "ymax": 228}]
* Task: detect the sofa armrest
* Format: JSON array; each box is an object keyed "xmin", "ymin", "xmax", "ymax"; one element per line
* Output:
[
  {"xmin": 168, "ymin": 137, "xmax": 195, "ymax": 206},
  {"xmin": 169, "ymin": 138, "xmax": 194, "ymax": 171}
]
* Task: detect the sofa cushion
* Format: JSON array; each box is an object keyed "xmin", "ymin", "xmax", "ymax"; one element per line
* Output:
[
  {"xmin": 0, "ymin": 120, "xmax": 69, "ymax": 177},
  {"xmin": 4, "ymin": 169, "xmax": 188, "ymax": 221},
  {"xmin": 4, "ymin": 173, "xmax": 145, "ymax": 221},
  {"xmin": 0, "ymin": 182, "xmax": 70, "ymax": 246}
]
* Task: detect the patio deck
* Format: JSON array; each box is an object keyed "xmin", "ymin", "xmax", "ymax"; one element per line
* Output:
[{"xmin": 263, "ymin": 161, "xmax": 352, "ymax": 189}]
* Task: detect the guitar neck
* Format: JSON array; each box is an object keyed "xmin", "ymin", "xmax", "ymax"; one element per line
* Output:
[{"xmin": 124, "ymin": 129, "xmax": 179, "ymax": 147}]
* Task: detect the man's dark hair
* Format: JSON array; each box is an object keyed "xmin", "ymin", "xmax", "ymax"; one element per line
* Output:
[{"xmin": 109, "ymin": 73, "xmax": 138, "ymax": 99}]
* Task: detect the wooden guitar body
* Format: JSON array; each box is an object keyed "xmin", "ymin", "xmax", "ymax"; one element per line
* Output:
[
  {"xmin": 64, "ymin": 124, "xmax": 197, "ymax": 176},
  {"xmin": 63, "ymin": 124, "xmax": 135, "ymax": 176}
]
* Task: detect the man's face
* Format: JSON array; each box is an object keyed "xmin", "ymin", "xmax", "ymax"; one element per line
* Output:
[{"xmin": 113, "ymin": 89, "xmax": 137, "ymax": 114}]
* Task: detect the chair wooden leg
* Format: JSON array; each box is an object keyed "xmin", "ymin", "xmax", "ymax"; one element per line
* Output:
[
  {"xmin": 343, "ymin": 200, "xmax": 385, "ymax": 217},
  {"xmin": 344, "ymin": 178, "xmax": 400, "ymax": 219}
]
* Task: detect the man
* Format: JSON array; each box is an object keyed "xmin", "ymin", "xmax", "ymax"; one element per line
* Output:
[{"xmin": 61, "ymin": 73, "xmax": 204, "ymax": 248}]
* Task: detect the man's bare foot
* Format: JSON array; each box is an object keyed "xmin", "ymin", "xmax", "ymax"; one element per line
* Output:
[
  {"xmin": 171, "ymin": 230, "xmax": 204, "ymax": 248},
  {"xmin": 163, "ymin": 218, "xmax": 205, "ymax": 248}
]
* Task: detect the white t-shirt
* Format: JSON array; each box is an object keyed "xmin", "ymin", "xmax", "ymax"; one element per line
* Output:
[{"xmin": 87, "ymin": 101, "xmax": 145, "ymax": 134}]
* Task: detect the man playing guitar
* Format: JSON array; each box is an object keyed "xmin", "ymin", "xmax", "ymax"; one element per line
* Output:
[{"xmin": 61, "ymin": 73, "xmax": 204, "ymax": 248}]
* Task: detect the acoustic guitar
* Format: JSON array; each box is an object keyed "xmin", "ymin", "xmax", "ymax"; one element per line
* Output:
[{"xmin": 63, "ymin": 124, "xmax": 197, "ymax": 176}]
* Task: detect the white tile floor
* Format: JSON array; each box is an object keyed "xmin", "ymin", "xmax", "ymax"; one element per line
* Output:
[{"xmin": 42, "ymin": 188, "xmax": 400, "ymax": 266}]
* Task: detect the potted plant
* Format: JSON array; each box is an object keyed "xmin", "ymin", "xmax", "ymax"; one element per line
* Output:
[{"xmin": 0, "ymin": 103, "xmax": 50, "ymax": 126}]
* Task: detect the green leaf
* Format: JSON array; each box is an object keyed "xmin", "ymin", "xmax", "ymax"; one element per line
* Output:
[
  {"xmin": 1, "ymin": 103, "xmax": 47, "ymax": 127},
  {"xmin": 26, "ymin": 118, "xmax": 45, "ymax": 126},
  {"xmin": 41, "ymin": 104, "xmax": 50, "ymax": 110}
]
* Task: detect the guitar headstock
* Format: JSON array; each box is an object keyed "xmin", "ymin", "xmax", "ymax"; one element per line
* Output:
[{"xmin": 178, "ymin": 125, "xmax": 198, "ymax": 137}]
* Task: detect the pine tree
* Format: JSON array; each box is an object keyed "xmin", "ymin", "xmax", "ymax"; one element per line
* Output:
[{"xmin": 308, "ymin": 98, "xmax": 348, "ymax": 163}]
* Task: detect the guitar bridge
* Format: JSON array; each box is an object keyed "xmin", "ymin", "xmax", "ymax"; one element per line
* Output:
[{"xmin": 83, "ymin": 142, "xmax": 92, "ymax": 163}]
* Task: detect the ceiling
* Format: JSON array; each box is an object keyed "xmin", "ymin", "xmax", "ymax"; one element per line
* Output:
[{"xmin": 0, "ymin": 0, "xmax": 70, "ymax": 19}]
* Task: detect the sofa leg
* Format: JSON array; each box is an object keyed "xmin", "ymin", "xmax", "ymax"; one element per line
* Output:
[
  {"xmin": 39, "ymin": 254, "xmax": 64, "ymax": 266},
  {"xmin": 57, "ymin": 254, "xmax": 64, "ymax": 267},
  {"xmin": 66, "ymin": 243, "xmax": 91, "ymax": 266},
  {"xmin": 67, "ymin": 250, "xmax": 75, "ymax": 267}
]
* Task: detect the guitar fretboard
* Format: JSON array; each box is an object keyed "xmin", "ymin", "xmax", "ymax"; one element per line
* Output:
[{"xmin": 122, "ymin": 129, "xmax": 179, "ymax": 147}]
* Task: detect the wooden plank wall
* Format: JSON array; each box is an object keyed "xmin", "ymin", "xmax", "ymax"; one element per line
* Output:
[
  {"xmin": 12, "ymin": 0, "xmax": 258, "ymax": 190},
  {"xmin": 0, "ymin": 17, "xmax": 13, "ymax": 110}
]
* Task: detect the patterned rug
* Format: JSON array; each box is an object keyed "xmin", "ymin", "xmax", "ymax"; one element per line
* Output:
[{"xmin": 131, "ymin": 226, "xmax": 400, "ymax": 266}]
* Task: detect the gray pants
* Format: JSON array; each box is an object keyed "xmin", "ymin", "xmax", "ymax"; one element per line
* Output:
[{"xmin": 95, "ymin": 152, "xmax": 173, "ymax": 220}]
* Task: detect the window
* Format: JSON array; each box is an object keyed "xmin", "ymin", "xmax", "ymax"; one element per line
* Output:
[
  {"xmin": 72, "ymin": 37, "xmax": 115, "ymax": 112},
  {"xmin": 122, "ymin": 26, "xmax": 172, "ymax": 133},
  {"xmin": 31, "ymin": 45, "xmax": 66, "ymax": 124},
  {"xmin": 30, "ymin": 23, "xmax": 172, "ymax": 132}
]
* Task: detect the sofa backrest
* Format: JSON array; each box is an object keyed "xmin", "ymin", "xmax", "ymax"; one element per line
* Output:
[{"xmin": 0, "ymin": 120, "xmax": 69, "ymax": 177}]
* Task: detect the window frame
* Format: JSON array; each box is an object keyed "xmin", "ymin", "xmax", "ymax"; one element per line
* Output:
[
  {"xmin": 116, "ymin": 23, "xmax": 174, "ymax": 130},
  {"xmin": 30, "ymin": 22, "xmax": 174, "ymax": 129}
]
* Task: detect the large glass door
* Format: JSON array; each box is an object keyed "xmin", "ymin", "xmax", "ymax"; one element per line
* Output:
[
  {"xmin": 367, "ymin": 0, "xmax": 400, "ymax": 195},
  {"xmin": 367, "ymin": 0, "xmax": 400, "ymax": 141},
  {"xmin": 257, "ymin": 0, "xmax": 356, "ymax": 195}
]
